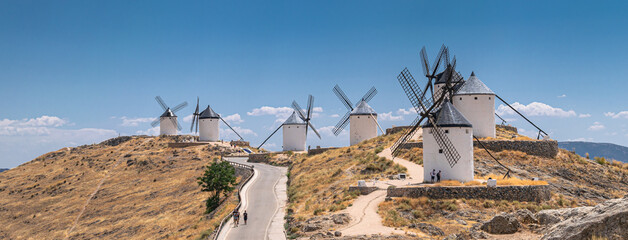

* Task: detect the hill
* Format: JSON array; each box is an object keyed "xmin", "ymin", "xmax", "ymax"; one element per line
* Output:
[
  {"xmin": 281, "ymin": 128, "xmax": 628, "ymax": 239},
  {"xmin": 0, "ymin": 168, "xmax": 8, "ymax": 173},
  {"xmin": 558, "ymin": 141, "xmax": 628, "ymax": 163},
  {"xmin": 0, "ymin": 136, "xmax": 241, "ymax": 240}
]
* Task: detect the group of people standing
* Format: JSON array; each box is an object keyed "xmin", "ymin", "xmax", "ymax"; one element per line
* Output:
[
  {"xmin": 232, "ymin": 210, "xmax": 248, "ymax": 227},
  {"xmin": 430, "ymin": 169, "xmax": 442, "ymax": 183}
]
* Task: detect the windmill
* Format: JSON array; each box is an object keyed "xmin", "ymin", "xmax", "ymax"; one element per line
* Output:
[
  {"xmin": 332, "ymin": 85, "xmax": 384, "ymax": 146},
  {"xmin": 189, "ymin": 97, "xmax": 244, "ymax": 142},
  {"xmin": 257, "ymin": 95, "xmax": 321, "ymax": 151},
  {"xmin": 390, "ymin": 46, "xmax": 462, "ymax": 156},
  {"xmin": 151, "ymin": 96, "xmax": 188, "ymax": 135}
]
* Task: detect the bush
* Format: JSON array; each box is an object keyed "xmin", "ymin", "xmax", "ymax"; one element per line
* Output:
[
  {"xmin": 197, "ymin": 161, "xmax": 237, "ymax": 213},
  {"xmin": 594, "ymin": 157, "xmax": 608, "ymax": 165},
  {"xmin": 374, "ymin": 146, "xmax": 384, "ymax": 154}
]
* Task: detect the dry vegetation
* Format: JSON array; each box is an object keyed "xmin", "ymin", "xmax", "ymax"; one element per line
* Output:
[
  {"xmin": 0, "ymin": 136, "xmax": 242, "ymax": 240},
  {"xmin": 286, "ymin": 133, "xmax": 406, "ymax": 220},
  {"xmin": 376, "ymin": 125, "xmax": 627, "ymax": 237}
]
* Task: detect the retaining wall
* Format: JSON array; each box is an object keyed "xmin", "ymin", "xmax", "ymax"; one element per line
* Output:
[
  {"xmin": 387, "ymin": 185, "xmax": 551, "ymax": 202},
  {"xmin": 397, "ymin": 140, "xmax": 558, "ymax": 158},
  {"xmin": 248, "ymin": 153, "xmax": 271, "ymax": 163}
]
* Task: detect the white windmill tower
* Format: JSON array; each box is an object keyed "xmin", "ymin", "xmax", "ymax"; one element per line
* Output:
[
  {"xmin": 452, "ymin": 72, "xmax": 496, "ymax": 138},
  {"xmin": 422, "ymin": 101, "xmax": 474, "ymax": 182},
  {"xmin": 151, "ymin": 96, "xmax": 188, "ymax": 135},
  {"xmin": 332, "ymin": 85, "xmax": 384, "ymax": 146},
  {"xmin": 189, "ymin": 98, "xmax": 244, "ymax": 142},
  {"xmin": 257, "ymin": 95, "xmax": 321, "ymax": 151}
]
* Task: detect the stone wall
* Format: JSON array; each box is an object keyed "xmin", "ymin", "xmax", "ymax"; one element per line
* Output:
[
  {"xmin": 385, "ymin": 126, "xmax": 413, "ymax": 135},
  {"xmin": 248, "ymin": 153, "xmax": 270, "ymax": 163},
  {"xmin": 348, "ymin": 186, "xmax": 378, "ymax": 195},
  {"xmin": 398, "ymin": 140, "xmax": 558, "ymax": 158},
  {"xmin": 307, "ymin": 147, "xmax": 338, "ymax": 155},
  {"xmin": 387, "ymin": 185, "xmax": 551, "ymax": 202}
]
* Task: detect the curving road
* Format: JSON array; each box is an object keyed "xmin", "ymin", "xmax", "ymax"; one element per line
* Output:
[{"xmin": 217, "ymin": 157, "xmax": 287, "ymax": 240}]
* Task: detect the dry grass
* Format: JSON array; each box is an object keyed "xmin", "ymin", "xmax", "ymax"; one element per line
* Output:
[
  {"xmin": 397, "ymin": 147, "xmax": 423, "ymax": 165},
  {"xmin": 0, "ymin": 136, "xmax": 238, "ymax": 240},
  {"xmin": 287, "ymin": 132, "xmax": 406, "ymax": 219}
]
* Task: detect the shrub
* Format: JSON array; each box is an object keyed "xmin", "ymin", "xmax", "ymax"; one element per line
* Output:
[
  {"xmin": 595, "ymin": 157, "xmax": 608, "ymax": 165},
  {"xmin": 374, "ymin": 146, "xmax": 384, "ymax": 154}
]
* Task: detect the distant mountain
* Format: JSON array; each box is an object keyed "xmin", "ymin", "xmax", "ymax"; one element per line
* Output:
[
  {"xmin": 0, "ymin": 169, "xmax": 8, "ymax": 173},
  {"xmin": 558, "ymin": 141, "xmax": 628, "ymax": 163}
]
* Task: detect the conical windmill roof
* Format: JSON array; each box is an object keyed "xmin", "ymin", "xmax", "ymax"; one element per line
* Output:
[
  {"xmin": 434, "ymin": 65, "xmax": 464, "ymax": 85},
  {"xmin": 283, "ymin": 111, "xmax": 306, "ymax": 125},
  {"xmin": 454, "ymin": 72, "xmax": 494, "ymax": 95},
  {"xmin": 423, "ymin": 101, "xmax": 472, "ymax": 128},
  {"xmin": 199, "ymin": 105, "xmax": 220, "ymax": 119},
  {"xmin": 160, "ymin": 108, "xmax": 176, "ymax": 117},
  {"xmin": 350, "ymin": 100, "xmax": 377, "ymax": 116}
]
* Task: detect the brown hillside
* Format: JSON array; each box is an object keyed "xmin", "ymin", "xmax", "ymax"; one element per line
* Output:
[{"xmin": 0, "ymin": 136, "xmax": 240, "ymax": 240}]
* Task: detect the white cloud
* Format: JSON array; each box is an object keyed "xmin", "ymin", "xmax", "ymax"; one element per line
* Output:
[
  {"xmin": 223, "ymin": 113, "xmax": 244, "ymax": 124},
  {"xmin": 578, "ymin": 114, "xmax": 591, "ymax": 118},
  {"xmin": 330, "ymin": 114, "xmax": 340, "ymax": 118},
  {"xmin": 182, "ymin": 114, "xmax": 194, "ymax": 123},
  {"xmin": 136, "ymin": 126, "xmax": 160, "ymax": 136},
  {"xmin": 221, "ymin": 127, "xmax": 257, "ymax": 139},
  {"xmin": 567, "ymin": 137, "xmax": 593, "ymax": 142},
  {"xmin": 318, "ymin": 125, "xmax": 348, "ymax": 137},
  {"xmin": 313, "ymin": 107, "xmax": 323, "ymax": 112},
  {"xmin": 0, "ymin": 116, "xmax": 70, "ymax": 136},
  {"xmin": 0, "ymin": 117, "xmax": 118, "ymax": 168},
  {"xmin": 588, "ymin": 122, "xmax": 605, "ymax": 131},
  {"xmin": 379, "ymin": 112, "xmax": 404, "ymax": 121},
  {"xmin": 396, "ymin": 108, "xmax": 417, "ymax": 115},
  {"xmin": 496, "ymin": 102, "xmax": 576, "ymax": 117},
  {"xmin": 557, "ymin": 94, "xmax": 566, "ymax": 98},
  {"xmin": 119, "ymin": 116, "xmax": 155, "ymax": 127},
  {"xmin": 247, "ymin": 106, "xmax": 293, "ymax": 119},
  {"xmin": 604, "ymin": 111, "xmax": 628, "ymax": 119}
]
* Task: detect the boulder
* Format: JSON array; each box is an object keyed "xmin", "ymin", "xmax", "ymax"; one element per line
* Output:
[
  {"xmin": 334, "ymin": 231, "xmax": 342, "ymax": 237},
  {"xmin": 515, "ymin": 209, "xmax": 538, "ymax": 224},
  {"xmin": 536, "ymin": 210, "xmax": 562, "ymax": 225},
  {"xmin": 542, "ymin": 197, "xmax": 628, "ymax": 240},
  {"xmin": 409, "ymin": 222, "xmax": 444, "ymax": 236},
  {"xmin": 331, "ymin": 213, "xmax": 350, "ymax": 225},
  {"xmin": 480, "ymin": 213, "xmax": 520, "ymax": 234},
  {"xmin": 302, "ymin": 223, "xmax": 321, "ymax": 232}
]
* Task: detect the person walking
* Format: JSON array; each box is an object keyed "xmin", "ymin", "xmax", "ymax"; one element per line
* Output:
[
  {"xmin": 243, "ymin": 210, "xmax": 248, "ymax": 225},
  {"xmin": 233, "ymin": 210, "xmax": 240, "ymax": 227},
  {"xmin": 437, "ymin": 170, "xmax": 441, "ymax": 182},
  {"xmin": 430, "ymin": 169, "xmax": 436, "ymax": 183}
]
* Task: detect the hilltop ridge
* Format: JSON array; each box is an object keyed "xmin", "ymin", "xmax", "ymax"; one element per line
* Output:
[{"xmin": 0, "ymin": 136, "xmax": 240, "ymax": 239}]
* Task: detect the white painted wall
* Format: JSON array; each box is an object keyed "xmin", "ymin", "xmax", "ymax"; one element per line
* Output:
[
  {"xmin": 453, "ymin": 94, "xmax": 495, "ymax": 138},
  {"xmin": 199, "ymin": 118, "xmax": 220, "ymax": 141},
  {"xmin": 350, "ymin": 115, "xmax": 378, "ymax": 146},
  {"xmin": 422, "ymin": 126, "xmax": 474, "ymax": 182},
  {"xmin": 282, "ymin": 124, "xmax": 306, "ymax": 151},
  {"xmin": 159, "ymin": 117, "xmax": 178, "ymax": 135}
]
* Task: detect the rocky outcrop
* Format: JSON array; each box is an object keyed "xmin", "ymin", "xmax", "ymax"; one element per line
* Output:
[
  {"xmin": 540, "ymin": 196, "xmax": 628, "ymax": 240},
  {"xmin": 481, "ymin": 213, "xmax": 521, "ymax": 234},
  {"xmin": 409, "ymin": 222, "xmax": 444, "ymax": 236}
]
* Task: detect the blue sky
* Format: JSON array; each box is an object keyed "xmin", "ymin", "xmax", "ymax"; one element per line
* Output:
[{"xmin": 1, "ymin": 1, "xmax": 627, "ymax": 168}]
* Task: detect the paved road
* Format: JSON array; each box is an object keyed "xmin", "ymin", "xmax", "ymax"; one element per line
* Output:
[{"xmin": 218, "ymin": 157, "xmax": 287, "ymax": 240}]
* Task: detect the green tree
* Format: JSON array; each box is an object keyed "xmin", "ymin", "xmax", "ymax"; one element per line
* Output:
[{"xmin": 197, "ymin": 161, "xmax": 237, "ymax": 213}]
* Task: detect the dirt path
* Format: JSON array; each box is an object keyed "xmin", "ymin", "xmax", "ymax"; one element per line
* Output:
[
  {"xmin": 338, "ymin": 147, "xmax": 425, "ymax": 237},
  {"xmin": 378, "ymin": 148, "xmax": 424, "ymax": 183}
]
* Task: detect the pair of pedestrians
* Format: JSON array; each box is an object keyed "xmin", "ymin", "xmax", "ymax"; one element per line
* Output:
[{"xmin": 233, "ymin": 210, "xmax": 249, "ymax": 227}]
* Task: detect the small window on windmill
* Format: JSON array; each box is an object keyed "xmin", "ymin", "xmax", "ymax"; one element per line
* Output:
[
  {"xmin": 489, "ymin": 97, "xmax": 491, "ymax": 100},
  {"xmin": 439, "ymin": 149, "xmax": 443, "ymax": 154},
  {"xmin": 460, "ymin": 97, "xmax": 462, "ymax": 101},
  {"xmin": 474, "ymin": 97, "xmax": 478, "ymax": 100},
  {"xmin": 466, "ymin": 129, "xmax": 469, "ymax": 134},
  {"xmin": 445, "ymin": 130, "xmax": 449, "ymax": 134},
  {"xmin": 429, "ymin": 129, "xmax": 433, "ymax": 134}
]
